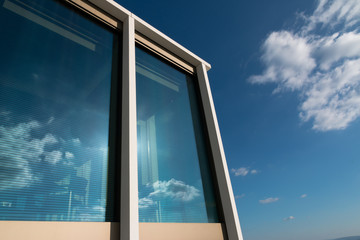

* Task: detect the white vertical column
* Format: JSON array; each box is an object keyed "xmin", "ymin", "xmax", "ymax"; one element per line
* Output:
[
  {"xmin": 121, "ymin": 15, "xmax": 139, "ymax": 240},
  {"xmin": 196, "ymin": 63, "xmax": 243, "ymax": 240}
]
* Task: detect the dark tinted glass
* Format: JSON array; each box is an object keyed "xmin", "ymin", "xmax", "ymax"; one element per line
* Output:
[{"xmin": 0, "ymin": 0, "xmax": 118, "ymax": 221}]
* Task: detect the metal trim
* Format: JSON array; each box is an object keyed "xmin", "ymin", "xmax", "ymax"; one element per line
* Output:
[
  {"xmin": 135, "ymin": 32, "xmax": 194, "ymax": 74},
  {"xmin": 65, "ymin": 0, "xmax": 121, "ymax": 30}
]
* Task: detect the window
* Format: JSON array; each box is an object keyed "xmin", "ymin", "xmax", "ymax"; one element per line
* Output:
[
  {"xmin": 136, "ymin": 46, "xmax": 219, "ymax": 223},
  {"xmin": 0, "ymin": 1, "xmax": 242, "ymax": 239},
  {"xmin": 0, "ymin": 0, "xmax": 120, "ymax": 222}
]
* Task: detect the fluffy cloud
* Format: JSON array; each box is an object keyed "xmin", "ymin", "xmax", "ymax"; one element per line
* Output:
[
  {"xmin": 300, "ymin": 59, "xmax": 360, "ymax": 130},
  {"xmin": 249, "ymin": 31, "xmax": 316, "ymax": 91},
  {"xmin": 138, "ymin": 179, "xmax": 200, "ymax": 209},
  {"xmin": 259, "ymin": 197, "xmax": 279, "ymax": 204},
  {"xmin": 65, "ymin": 151, "xmax": 75, "ymax": 159},
  {"xmin": 44, "ymin": 151, "xmax": 62, "ymax": 164},
  {"xmin": 0, "ymin": 153, "xmax": 32, "ymax": 191},
  {"xmin": 249, "ymin": 0, "xmax": 360, "ymax": 131},
  {"xmin": 283, "ymin": 216, "xmax": 295, "ymax": 221},
  {"xmin": 0, "ymin": 121, "xmax": 41, "ymax": 190},
  {"xmin": 149, "ymin": 179, "xmax": 200, "ymax": 201},
  {"xmin": 231, "ymin": 167, "xmax": 259, "ymax": 176},
  {"xmin": 72, "ymin": 138, "xmax": 81, "ymax": 145},
  {"xmin": 0, "ymin": 120, "xmax": 74, "ymax": 190}
]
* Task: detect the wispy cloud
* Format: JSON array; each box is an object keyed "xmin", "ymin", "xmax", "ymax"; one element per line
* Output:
[
  {"xmin": 235, "ymin": 194, "xmax": 246, "ymax": 199},
  {"xmin": 283, "ymin": 216, "xmax": 295, "ymax": 221},
  {"xmin": 139, "ymin": 197, "xmax": 155, "ymax": 209},
  {"xmin": 231, "ymin": 167, "xmax": 249, "ymax": 176},
  {"xmin": 231, "ymin": 167, "xmax": 259, "ymax": 176},
  {"xmin": 249, "ymin": 0, "xmax": 360, "ymax": 131},
  {"xmin": 259, "ymin": 197, "xmax": 279, "ymax": 204},
  {"xmin": 47, "ymin": 116, "xmax": 55, "ymax": 124},
  {"xmin": 305, "ymin": 0, "xmax": 360, "ymax": 31},
  {"xmin": 0, "ymin": 110, "xmax": 11, "ymax": 116},
  {"xmin": 300, "ymin": 193, "xmax": 308, "ymax": 198}
]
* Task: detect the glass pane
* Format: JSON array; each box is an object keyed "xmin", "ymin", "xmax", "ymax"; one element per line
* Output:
[
  {"xmin": 136, "ymin": 46, "xmax": 219, "ymax": 223},
  {"xmin": 0, "ymin": 0, "xmax": 118, "ymax": 221}
]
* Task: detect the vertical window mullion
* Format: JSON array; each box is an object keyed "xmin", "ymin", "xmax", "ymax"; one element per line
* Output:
[
  {"xmin": 120, "ymin": 15, "xmax": 139, "ymax": 240},
  {"xmin": 196, "ymin": 63, "xmax": 244, "ymax": 240}
]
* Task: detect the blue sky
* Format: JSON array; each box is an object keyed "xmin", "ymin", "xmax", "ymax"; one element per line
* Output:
[
  {"xmin": 115, "ymin": 0, "xmax": 360, "ymax": 239},
  {"xmin": 0, "ymin": 0, "xmax": 359, "ymax": 238}
]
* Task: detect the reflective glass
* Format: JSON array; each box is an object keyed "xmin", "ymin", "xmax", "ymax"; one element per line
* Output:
[
  {"xmin": 136, "ymin": 46, "xmax": 219, "ymax": 223},
  {"xmin": 0, "ymin": 0, "xmax": 118, "ymax": 221}
]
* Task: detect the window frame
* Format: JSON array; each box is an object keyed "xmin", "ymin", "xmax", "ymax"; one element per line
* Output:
[
  {"xmin": 0, "ymin": 0, "xmax": 243, "ymax": 239},
  {"xmin": 0, "ymin": 0, "xmax": 122, "ymax": 238}
]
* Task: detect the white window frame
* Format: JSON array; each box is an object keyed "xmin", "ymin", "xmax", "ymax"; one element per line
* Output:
[{"xmin": 0, "ymin": 0, "xmax": 243, "ymax": 239}]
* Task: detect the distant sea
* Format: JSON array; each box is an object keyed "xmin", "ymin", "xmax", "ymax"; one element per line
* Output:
[{"xmin": 330, "ymin": 237, "xmax": 360, "ymax": 240}]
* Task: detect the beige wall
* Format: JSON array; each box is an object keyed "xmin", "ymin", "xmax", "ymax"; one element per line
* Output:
[
  {"xmin": 139, "ymin": 223, "xmax": 225, "ymax": 240},
  {"xmin": 0, "ymin": 222, "xmax": 225, "ymax": 240},
  {"xmin": 0, "ymin": 222, "xmax": 119, "ymax": 240}
]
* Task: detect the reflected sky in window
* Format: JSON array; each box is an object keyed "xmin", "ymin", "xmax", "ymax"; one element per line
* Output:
[
  {"xmin": 136, "ymin": 46, "xmax": 219, "ymax": 223},
  {"xmin": 0, "ymin": 0, "xmax": 116, "ymax": 221}
]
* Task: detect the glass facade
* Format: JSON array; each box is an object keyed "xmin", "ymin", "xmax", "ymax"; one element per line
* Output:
[
  {"xmin": 0, "ymin": 0, "xmax": 229, "ymax": 232},
  {"xmin": 0, "ymin": 0, "xmax": 119, "ymax": 221},
  {"xmin": 136, "ymin": 46, "xmax": 219, "ymax": 223}
]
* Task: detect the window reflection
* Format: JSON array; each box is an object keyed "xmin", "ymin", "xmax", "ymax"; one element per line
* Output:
[
  {"xmin": 0, "ymin": 0, "xmax": 117, "ymax": 221},
  {"xmin": 136, "ymin": 46, "xmax": 219, "ymax": 223}
]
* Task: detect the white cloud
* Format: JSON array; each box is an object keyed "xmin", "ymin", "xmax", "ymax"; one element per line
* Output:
[
  {"xmin": 92, "ymin": 205, "xmax": 105, "ymax": 213},
  {"xmin": 138, "ymin": 179, "xmax": 200, "ymax": 211},
  {"xmin": 231, "ymin": 167, "xmax": 259, "ymax": 176},
  {"xmin": 149, "ymin": 179, "xmax": 200, "ymax": 201},
  {"xmin": 231, "ymin": 167, "xmax": 249, "ymax": 176},
  {"xmin": 300, "ymin": 59, "xmax": 360, "ymax": 130},
  {"xmin": 249, "ymin": 0, "xmax": 360, "ymax": 131},
  {"xmin": 301, "ymin": 194, "xmax": 308, "ymax": 198},
  {"xmin": 306, "ymin": 0, "xmax": 360, "ymax": 31},
  {"xmin": 0, "ymin": 121, "xmax": 42, "ymax": 190},
  {"xmin": 43, "ymin": 133, "xmax": 58, "ymax": 145},
  {"xmin": 283, "ymin": 216, "xmax": 295, "ymax": 221},
  {"xmin": 0, "ymin": 153, "xmax": 32, "ymax": 191},
  {"xmin": 259, "ymin": 197, "xmax": 279, "ymax": 204},
  {"xmin": 316, "ymin": 31, "xmax": 360, "ymax": 70},
  {"xmin": 0, "ymin": 120, "xmax": 71, "ymax": 190},
  {"xmin": 47, "ymin": 116, "xmax": 55, "ymax": 124},
  {"xmin": 44, "ymin": 151, "xmax": 62, "ymax": 164},
  {"xmin": 139, "ymin": 197, "xmax": 155, "ymax": 208},
  {"xmin": 65, "ymin": 151, "xmax": 74, "ymax": 159},
  {"xmin": 249, "ymin": 31, "xmax": 316, "ymax": 91},
  {"xmin": 72, "ymin": 138, "xmax": 81, "ymax": 145}
]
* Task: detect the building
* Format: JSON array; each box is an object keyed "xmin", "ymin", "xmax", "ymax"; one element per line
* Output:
[{"xmin": 0, "ymin": 0, "xmax": 243, "ymax": 239}]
